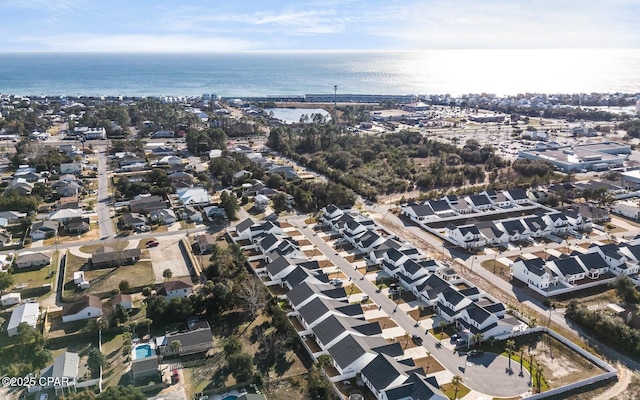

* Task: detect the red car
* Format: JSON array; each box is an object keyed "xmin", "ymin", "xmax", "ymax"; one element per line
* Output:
[
  {"xmin": 146, "ymin": 240, "xmax": 159, "ymax": 248},
  {"xmin": 172, "ymin": 369, "xmax": 180, "ymax": 383}
]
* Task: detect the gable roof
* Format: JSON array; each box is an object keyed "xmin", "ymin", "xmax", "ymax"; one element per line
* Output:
[
  {"xmin": 236, "ymin": 217, "xmax": 255, "ymax": 233},
  {"xmin": 62, "ymin": 295, "xmax": 102, "ymax": 316},
  {"xmin": 156, "ymin": 279, "xmax": 193, "ymax": 295},
  {"xmin": 552, "ymin": 257, "xmax": 587, "ymax": 276}
]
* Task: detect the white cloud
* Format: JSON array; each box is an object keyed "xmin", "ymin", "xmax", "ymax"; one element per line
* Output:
[{"xmin": 11, "ymin": 33, "xmax": 264, "ymax": 53}]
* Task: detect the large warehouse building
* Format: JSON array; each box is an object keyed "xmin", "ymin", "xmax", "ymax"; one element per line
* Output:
[{"xmin": 518, "ymin": 142, "xmax": 631, "ymax": 172}]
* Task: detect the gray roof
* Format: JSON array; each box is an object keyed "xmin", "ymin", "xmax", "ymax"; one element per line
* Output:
[
  {"xmin": 361, "ymin": 353, "xmax": 417, "ymax": 392},
  {"xmin": 236, "ymin": 217, "xmax": 255, "ymax": 233},
  {"xmin": 328, "ymin": 335, "xmax": 399, "ymax": 370},
  {"xmin": 40, "ymin": 352, "xmax": 79, "ymax": 381},
  {"xmin": 131, "ymin": 355, "xmax": 159, "ymax": 375},
  {"xmin": 553, "ymin": 257, "xmax": 587, "ymax": 276},
  {"xmin": 286, "ymin": 282, "xmax": 346, "ymax": 308}
]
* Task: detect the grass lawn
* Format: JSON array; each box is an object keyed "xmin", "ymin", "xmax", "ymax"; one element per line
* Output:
[
  {"xmin": 11, "ymin": 261, "xmax": 56, "ymax": 291},
  {"xmin": 153, "ymin": 225, "xmax": 169, "ymax": 233},
  {"xmin": 63, "ymin": 251, "xmax": 154, "ymax": 300},
  {"xmin": 346, "ymin": 284, "xmax": 362, "ymax": 295},
  {"xmin": 440, "ymin": 380, "xmax": 471, "ymax": 399},
  {"xmin": 79, "ymin": 240, "xmax": 128, "ymax": 254}
]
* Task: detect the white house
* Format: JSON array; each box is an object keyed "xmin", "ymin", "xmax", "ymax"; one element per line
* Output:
[
  {"xmin": 547, "ymin": 257, "xmax": 588, "ymax": 284},
  {"xmin": 402, "ymin": 203, "xmax": 435, "ymax": 224},
  {"xmin": 177, "ymin": 187, "xmax": 210, "ymax": 205},
  {"xmin": 61, "ymin": 295, "xmax": 103, "ymax": 323},
  {"xmin": 7, "ymin": 302, "xmax": 39, "ymax": 336},
  {"xmin": 1, "ymin": 292, "xmax": 21, "ymax": 307},
  {"xmin": 15, "ymin": 252, "xmax": 51, "ymax": 269},
  {"xmin": 510, "ymin": 258, "xmax": 557, "ymax": 289},
  {"xmin": 445, "ymin": 224, "xmax": 485, "ymax": 249},
  {"xmin": 156, "ymin": 279, "xmax": 193, "ymax": 300}
]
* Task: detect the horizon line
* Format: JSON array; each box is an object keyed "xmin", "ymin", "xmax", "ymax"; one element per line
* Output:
[{"xmin": 1, "ymin": 47, "xmax": 639, "ymax": 55}]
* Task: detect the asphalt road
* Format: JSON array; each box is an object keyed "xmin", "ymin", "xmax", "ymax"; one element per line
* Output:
[
  {"xmin": 289, "ymin": 216, "xmax": 531, "ymax": 397},
  {"xmin": 96, "ymin": 149, "xmax": 115, "ymax": 238}
]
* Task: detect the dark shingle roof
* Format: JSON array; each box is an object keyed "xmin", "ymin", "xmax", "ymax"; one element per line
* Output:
[{"xmin": 553, "ymin": 257, "xmax": 587, "ymax": 276}]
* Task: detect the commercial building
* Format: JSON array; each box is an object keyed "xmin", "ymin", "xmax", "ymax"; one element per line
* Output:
[{"xmin": 518, "ymin": 142, "xmax": 630, "ymax": 172}]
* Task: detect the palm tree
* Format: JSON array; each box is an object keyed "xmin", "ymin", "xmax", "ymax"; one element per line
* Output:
[
  {"xmin": 536, "ymin": 365, "xmax": 544, "ymax": 393},
  {"xmin": 451, "ymin": 375, "xmax": 462, "ymax": 400},
  {"xmin": 439, "ymin": 320, "xmax": 447, "ymax": 341},
  {"xmin": 403, "ymin": 332, "xmax": 410, "ymax": 349},
  {"xmin": 506, "ymin": 339, "xmax": 516, "ymax": 373},
  {"xmin": 425, "ymin": 350, "xmax": 431, "ymax": 375},
  {"xmin": 471, "ymin": 333, "xmax": 484, "ymax": 348},
  {"xmin": 170, "ymin": 340, "xmax": 182, "ymax": 358}
]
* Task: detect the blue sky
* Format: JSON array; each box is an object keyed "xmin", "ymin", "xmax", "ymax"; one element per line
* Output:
[{"xmin": 0, "ymin": 0, "xmax": 638, "ymax": 52}]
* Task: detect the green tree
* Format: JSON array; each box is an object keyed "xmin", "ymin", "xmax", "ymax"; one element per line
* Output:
[
  {"xmin": 613, "ymin": 275, "xmax": 640, "ymax": 304},
  {"xmin": 451, "ymin": 375, "xmax": 462, "ymax": 400},
  {"xmin": 272, "ymin": 192, "xmax": 288, "ymax": 213},
  {"xmin": 505, "ymin": 339, "xmax": 516, "ymax": 373},
  {"xmin": 163, "ymin": 268, "xmax": 173, "ymax": 279},
  {"xmin": 228, "ymin": 352, "xmax": 254, "ymax": 382},
  {"xmin": 221, "ymin": 191, "xmax": 240, "ymax": 220},
  {"xmin": 0, "ymin": 271, "xmax": 13, "ymax": 292},
  {"xmin": 223, "ymin": 337, "xmax": 242, "ymax": 356},
  {"xmin": 61, "ymin": 390, "xmax": 97, "ymax": 400},
  {"xmin": 169, "ymin": 340, "xmax": 182, "ymax": 357},
  {"xmin": 118, "ymin": 279, "xmax": 130, "ymax": 293},
  {"xmin": 87, "ymin": 347, "xmax": 107, "ymax": 377}
]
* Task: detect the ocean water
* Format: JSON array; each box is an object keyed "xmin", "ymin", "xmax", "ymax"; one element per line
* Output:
[{"xmin": 0, "ymin": 49, "xmax": 638, "ymax": 97}]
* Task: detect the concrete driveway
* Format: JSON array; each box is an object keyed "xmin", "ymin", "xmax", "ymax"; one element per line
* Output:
[{"xmin": 148, "ymin": 235, "xmax": 190, "ymax": 283}]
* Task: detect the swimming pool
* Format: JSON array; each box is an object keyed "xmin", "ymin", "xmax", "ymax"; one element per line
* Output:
[
  {"xmin": 221, "ymin": 396, "xmax": 237, "ymax": 400},
  {"xmin": 134, "ymin": 344, "xmax": 153, "ymax": 359}
]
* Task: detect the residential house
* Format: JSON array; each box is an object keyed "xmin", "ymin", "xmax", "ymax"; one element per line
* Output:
[
  {"xmin": 295, "ymin": 297, "xmax": 364, "ymax": 331},
  {"xmin": 91, "ymin": 247, "xmax": 142, "ymax": 268},
  {"xmin": 131, "ymin": 356, "xmax": 160, "ymax": 381},
  {"xmin": 194, "ymin": 234, "xmax": 217, "ymax": 254},
  {"xmin": 110, "ymin": 293, "xmax": 133, "ymax": 310},
  {"xmin": 151, "ymin": 146, "xmax": 175, "ymax": 156},
  {"xmin": 510, "ymin": 258, "xmax": 557, "ymax": 289},
  {"xmin": 150, "ymin": 208, "xmax": 177, "ymax": 225},
  {"xmin": 234, "ymin": 217, "xmax": 256, "ymax": 240},
  {"xmin": 313, "ymin": 314, "xmax": 382, "ymax": 354},
  {"xmin": 203, "ymin": 205, "xmax": 226, "ymax": 220},
  {"xmin": 168, "ymin": 171, "xmax": 195, "ymax": 186},
  {"xmin": 543, "ymin": 212, "xmax": 570, "ymax": 234},
  {"xmin": 156, "ymin": 279, "xmax": 194, "ymax": 300},
  {"xmin": 435, "ymin": 288, "xmax": 473, "ymax": 323},
  {"xmin": 327, "ymin": 334, "xmax": 403, "ymax": 381},
  {"xmin": 15, "ymin": 252, "xmax": 51, "ymax": 269},
  {"xmin": 48, "ymin": 208, "xmax": 83, "ymax": 222},
  {"xmin": 129, "ymin": 195, "xmax": 167, "ymax": 213},
  {"xmin": 65, "ymin": 217, "xmax": 90, "ymax": 235},
  {"xmin": 476, "ymin": 221, "xmax": 509, "ymax": 246},
  {"xmin": 6, "ymin": 181, "xmax": 33, "ymax": 195},
  {"xmin": 378, "ymin": 373, "xmax": 448, "ymax": 400},
  {"xmin": 254, "ymin": 194, "xmax": 270, "ymax": 210},
  {"xmin": 1, "ymin": 292, "xmax": 20, "ymax": 307},
  {"xmin": 121, "ymin": 212, "xmax": 148, "ymax": 229},
  {"xmin": 156, "ymin": 155, "xmax": 183, "ymax": 166},
  {"xmin": 265, "ymin": 257, "xmax": 319, "ymax": 284},
  {"xmin": 504, "ymin": 188, "xmax": 529, "ymax": 205},
  {"xmin": 445, "ymin": 224, "xmax": 485, "ymax": 249},
  {"xmin": 497, "ymin": 219, "xmax": 531, "ymax": 242},
  {"xmin": 414, "ymin": 273, "xmax": 451, "ymax": 305},
  {"xmin": 57, "ymin": 196, "xmax": 80, "ymax": 210},
  {"xmin": 575, "ymin": 252, "xmax": 610, "ymax": 279},
  {"xmin": 268, "ymin": 165, "xmax": 299, "ymax": 180},
  {"xmin": 7, "ymin": 302, "xmax": 39, "ymax": 336},
  {"xmin": 158, "ymin": 327, "xmax": 213, "ymax": 357},
  {"xmin": 60, "ymin": 162, "xmax": 83, "ymax": 174},
  {"xmin": 61, "ymin": 295, "xmax": 103, "ymax": 323},
  {"xmin": 182, "ymin": 205, "xmax": 203, "ymax": 223},
  {"xmin": 177, "ymin": 187, "xmax": 210, "ymax": 205},
  {"xmin": 613, "ymin": 203, "xmax": 640, "ymax": 220},
  {"xmin": 0, "ymin": 210, "xmax": 26, "ymax": 222},
  {"xmin": 286, "ymin": 281, "xmax": 347, "ymax": 310},
  {"xmin": 39, "ymin": 352, "xmax": 80, "ymax": 394},
  {"xmin": 402, "ymin": 203, "xmax": 435, "ymax": 224},
  {"xmin": 54, "ymin": 180, "xmax": 82, "ymax": 197},
  {"xmin": 466, "ymin": 194, "xmax": 493, "ymax": 212},
  {"xmin": 547, "ymin": 257, "xmax": 588, "ymax": 284},
  {"xmin": 609, "ymin": 244, "xmax": 640, "ymax": 275},
  {"xmin": 361, "ymin": 354, "xmax": 422, "ymax": 400}
]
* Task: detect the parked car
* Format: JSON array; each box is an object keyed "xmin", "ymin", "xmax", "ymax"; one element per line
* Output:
[
  {"xmin": 330, "ymin": 278, "xmax": 343, "ymax": 287},
  {"xmin": 411, "ymin": 335, "xmax": 423, "ymax": 345},
  {"xmin": 468, "ymin": 349, "xmax": 484, "ymax": 357},
  {"xmin": 146, "ymin": 240, "xmax": 159, "ymax": 248}
]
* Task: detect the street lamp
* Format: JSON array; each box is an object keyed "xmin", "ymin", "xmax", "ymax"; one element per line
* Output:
[{"xmin": 334, "ymin": 85, "xmax": 338, "ymax": 111}]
